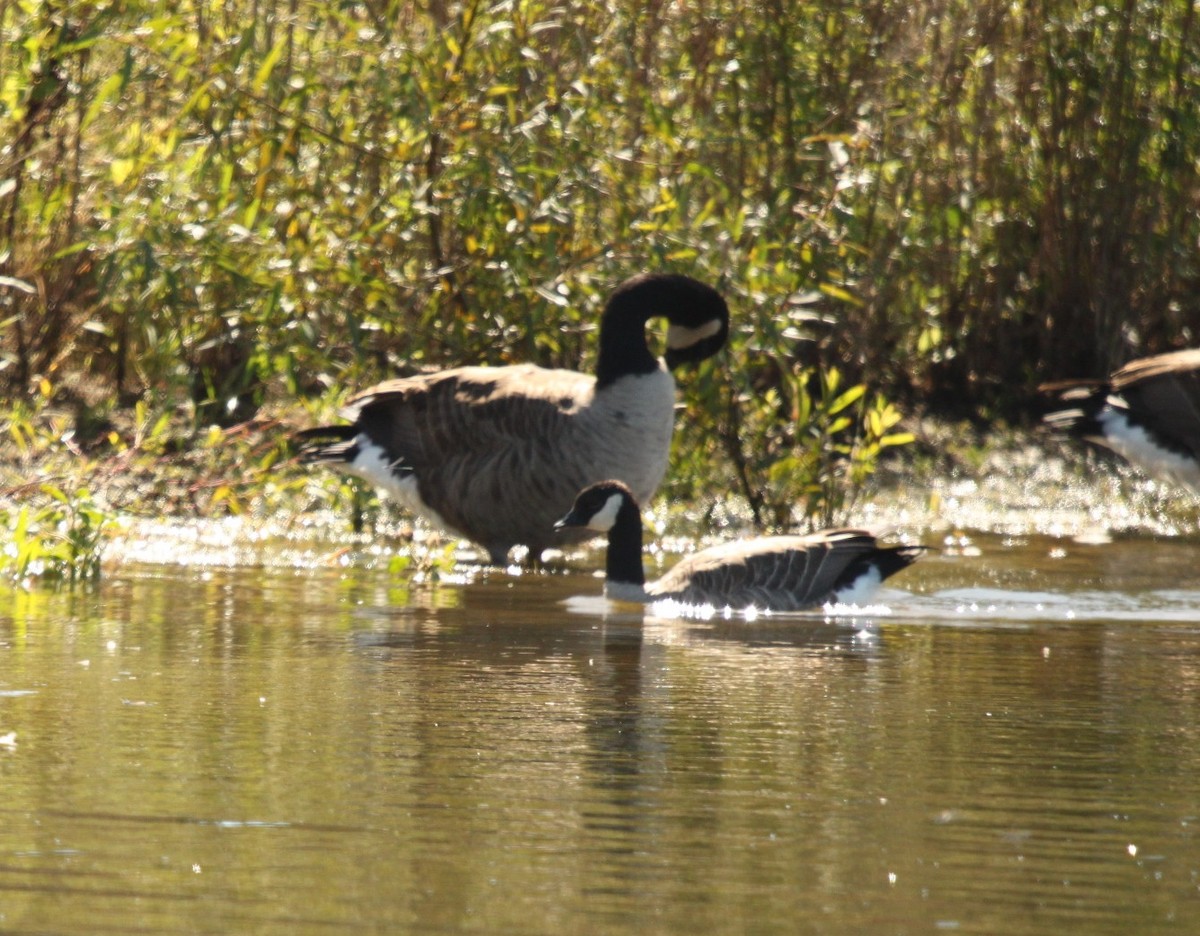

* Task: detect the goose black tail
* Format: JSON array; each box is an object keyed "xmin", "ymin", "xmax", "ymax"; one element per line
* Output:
[
  {"xmin": 291, "ymin": 424, "xmax": 359, "ymax": 465},
  {"xmin": 871, "ymin": 545, "xmax": 928, "ymax": 582},
  {"xmin": 1038, "ymin": 382, "xmax": 1108, "ymax": 438}
]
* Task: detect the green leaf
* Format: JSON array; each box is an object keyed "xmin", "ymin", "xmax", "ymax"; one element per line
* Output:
[
  {"xmin": 817, "ymin": 283, "xmax": 864, "ymax": 307},
  {"xmin": 110, "ymin": 158, "xmax": 135, "ymax": 186},
  {"xmin": 243, "ymin": 198, "xmax": 261, "ymax": 228},
  {"xmin": 254, "ymin": 37, "xmax": 289, "ymax": 92},
  {"xmin": 50, "ymin": 241, "xmax": 93, "ymax": 262},
  {"xmin": 828, "ymin": 384, "xmax": 866, "ymax": 414},
  {"xmin": 178, "ymin": 77, "xmax": 217, "ymax": 120},
  {"xmin": 39, "ymin": 484, "xmax": 68, "ymax": 504},
  {"xmin": 82, "ymin": 72, "xmax": 125, "ymax": 133}
]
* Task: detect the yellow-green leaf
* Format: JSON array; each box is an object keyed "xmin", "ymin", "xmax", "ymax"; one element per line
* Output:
[
  {"xmin": 82, "ymin": 72, "xmax": 124, "ymax": 132},
  {"xmin": 110, "ymin": 158, "xmax": 135, "ymax": 186},
  {"xmin": 829, "ymin": 384, "xmax": 866, "ymax": 413},
  {"xmin": 39, "ymin": 484, "xmax": 68, "ymax": 503},
  {"xmin": 254, "ymin": 37, "xmax": 288, "ymax": 92},
  {"xmin": 817, "ymin": 282, "xmax": 864, "ymax": 307}
]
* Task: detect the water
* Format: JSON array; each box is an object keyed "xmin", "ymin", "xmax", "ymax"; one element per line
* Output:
[{"xmin": 1, "ymin": 531, "xmax": 1199, "ymax": 934}]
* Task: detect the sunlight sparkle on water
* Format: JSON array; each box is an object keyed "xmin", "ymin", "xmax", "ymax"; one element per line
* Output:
[{"xmin": 823, "ymin": 600, "xmax": 893, "ymax": 618}]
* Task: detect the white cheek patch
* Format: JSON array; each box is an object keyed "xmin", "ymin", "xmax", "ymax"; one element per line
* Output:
[
  {"xmin": 1098, "ymin": 409, "xmax": 1200, "ymax": 490},
  {"xmin": 832, "ymin": 565, "xmax": 883, "ymax": 606},
  {"xmin": 666, "ymin": 317, "xmax": 724, "ymax": 350},
  {"xmin": 587, "ymin": 492, "xmax": 625, "ymax": 532}
]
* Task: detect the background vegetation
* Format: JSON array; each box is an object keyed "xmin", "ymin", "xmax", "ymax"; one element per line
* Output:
[{"xmin": 2, "ymin": 0, "xmax": 1199, "ymax": 552}]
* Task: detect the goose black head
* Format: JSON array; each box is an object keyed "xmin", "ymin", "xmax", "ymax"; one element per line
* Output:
[
  {"xmin": 660, "ymin": 278, "xmax": 730, "ymax": 370},
  {"xmin": 596, "ymin": 274, "xmax": 730, "ymax": 387},
  {"xmin": 555, "ymin": 480, "xmax": 636, "ymax": 533}
]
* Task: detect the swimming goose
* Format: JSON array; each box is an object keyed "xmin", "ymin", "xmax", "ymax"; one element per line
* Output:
[
  {"xmin": 555, "ymin": 480, "xmax": 923, "ymax": 611},
  {"xmin": 294, "ymin": 274, "xmax": 730, "ymax": 564},
  {"xmin": 1040, "ymin": 348, "xmax": 1200, "ymax": 490}
]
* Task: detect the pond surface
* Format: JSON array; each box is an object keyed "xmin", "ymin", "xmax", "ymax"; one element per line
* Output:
[{"xmin": 1, "ymin": 531, "xmax": 1199, "ymax": 934}]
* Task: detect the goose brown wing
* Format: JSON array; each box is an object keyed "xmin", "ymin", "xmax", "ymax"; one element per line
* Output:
[
  {"xmin": 347, "ymin": 365, "xmax": 591, "ymax": 471},
  {"xmin": 648, "ymin": 530, "xmax": 881, "ymax": 611},
  {"xmin": 1111, "ymin": 350, "xmax": 1200, "ymax": 458},
  {"xmin": 343, "ymin": 365, "xmax": 607, "ymax": 554}
]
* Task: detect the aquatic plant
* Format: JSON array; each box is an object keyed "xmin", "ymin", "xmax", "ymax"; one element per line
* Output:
[
  {"xmin": 717, "ymin": 363, "xmax": 914, "ymax": 530},
  {"xmin": 0, "ymin": 485, "xmax": 110, "ymax": 587}
]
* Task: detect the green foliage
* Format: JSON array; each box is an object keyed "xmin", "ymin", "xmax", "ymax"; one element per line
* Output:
[
  {"xmin": 1, "ymin": 0, "xmax": 1198, "ymax": 531},
  {"xmin": 718, "ymin": 362, "xmax": 914, "ymax": 530},
  {"xmin": 0, "ymin": 485, "xmax": 110, "ymax": 587},
  {"xmin": 839, "ymin": 0, "xmax": 1200, "ymax": 401},
  {"xmin": 2, "ymin": 403, "xmax": 111, "ymax": 586},
  {"xmin": 387, "ymin": 542, "xmax": 460, "ymax": 582}
]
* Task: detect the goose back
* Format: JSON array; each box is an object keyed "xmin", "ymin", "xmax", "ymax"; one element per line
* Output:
[
  {"xmin": 557, "ymin": 481, "xmax": 922, "ymax": 612},
  {"xmin": 647, "ymin": 531, "xmax": 913, "ymax": 611}
]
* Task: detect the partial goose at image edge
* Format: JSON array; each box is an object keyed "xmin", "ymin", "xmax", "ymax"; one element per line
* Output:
[{"xmin": 1040, "ymin": 347, "xmax": 1200, "ymax": 492}]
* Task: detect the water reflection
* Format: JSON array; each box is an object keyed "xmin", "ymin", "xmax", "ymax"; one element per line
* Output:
[{"xmin": 0, "ymin": 535, "xmax": 1197, "ymax": 933}]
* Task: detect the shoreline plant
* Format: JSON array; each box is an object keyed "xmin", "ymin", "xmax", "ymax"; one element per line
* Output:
[{"xmin": 2, "ymin": 0, "xmax": 1197, "ymax": 566}]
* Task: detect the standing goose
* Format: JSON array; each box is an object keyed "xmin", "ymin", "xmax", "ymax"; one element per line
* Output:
[
  {"xmin": 1040, "ymin": 348, "xmax": 1200, "ymax": 491},
  {"xmin": 294, "ymin": 274, "xmax": 729, "ymax": 564},
  {"xmin": 555, "ymin": 480, "xmax": 923, "ymax": 611}
]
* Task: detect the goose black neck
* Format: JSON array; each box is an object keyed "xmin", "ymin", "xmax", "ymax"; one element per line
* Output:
[
  {"xmin": 595, "ymin": 274, "xmax": 725, "ymax": 389},
  {"xmin": 605, "ymin": 496, "xmax": 647, "ymax": 587}
]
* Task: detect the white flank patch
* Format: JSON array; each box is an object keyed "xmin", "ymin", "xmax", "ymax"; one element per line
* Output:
[
  {"xmin": 832, "ymin": 565, "xmax": 884, "ymax": 606},
  {"xmin": 666, "ymin": 317, "xmax": 724, "ymax": 350},
  {"xmin": 587, "ymin": 492, "xmax": 625, "ymax": 532},
  {"xmin": 1098, "ymin": 409, "xmax": 1200, "ymax": 490},
  {"xmin": 343, "ymin": 436, "xmax": 461, "ymax": 536},
  {"xmin": 342, "ymin": 436, "xmax": 404, "ymax": 492}
]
